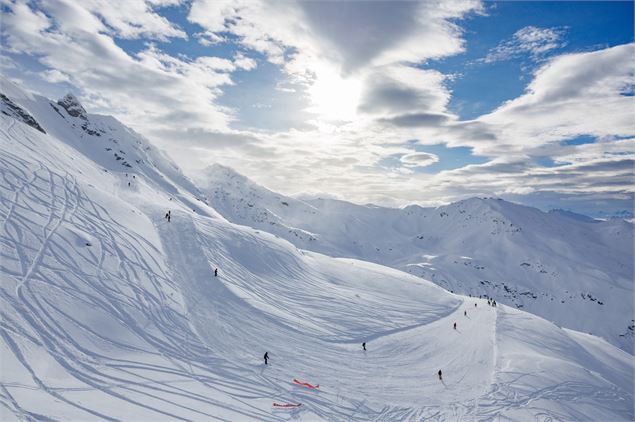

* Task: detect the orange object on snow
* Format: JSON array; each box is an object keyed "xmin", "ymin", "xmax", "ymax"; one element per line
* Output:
[{"xmin": 293, "ymin": 378, "xmax": 320, "ymax": 389}]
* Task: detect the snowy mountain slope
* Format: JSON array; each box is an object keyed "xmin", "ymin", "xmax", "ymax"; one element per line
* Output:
[
  {"xmin": 203, "ymin": 164, "xmax": 635, "ymax": 353},
  {"xmin": 1, "ymin": 79, "xmax": 633, "ymax": 420}
]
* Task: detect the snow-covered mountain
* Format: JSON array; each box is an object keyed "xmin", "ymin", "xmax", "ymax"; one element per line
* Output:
[
  {"xmin": 203, "ymin": 164, "xmax": 635, "ymax": 353},
  {"xmin": 1, "ymin": 78, "xmax": 633, "ymax": 421}
]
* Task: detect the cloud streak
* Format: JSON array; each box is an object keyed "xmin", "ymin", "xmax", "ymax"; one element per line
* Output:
[{"xmin": 482, "ymin": 26, "xmax": 567, "ymax": 63}]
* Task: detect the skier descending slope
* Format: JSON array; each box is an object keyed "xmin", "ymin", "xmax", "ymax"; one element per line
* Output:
[
  {"xmin": 362, "ymin": 342, "xmax": 366, "ymax": 351},
  {"xmin": 264, "ymin": 352, "xmax": 269, "ymax": 365},
  {"xmin": 438, "ymin": 370, "xmax": 443, "ymax": 381}
]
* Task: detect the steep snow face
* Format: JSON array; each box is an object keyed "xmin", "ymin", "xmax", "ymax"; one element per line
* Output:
[
  {"xmin": 1, "ymin": 80, "xmax": 633, "ymax": 420},
  {"xmin": 202, "ymin": 164, "xmax": 635, "ymax": 353}
]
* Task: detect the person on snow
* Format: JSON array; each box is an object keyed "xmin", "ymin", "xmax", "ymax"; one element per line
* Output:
[
  {"xmin": 453, "ymin": 322, "xmax": 457, "ymax": 330},
  {"xmin": 264, "ymin": 352, "xmax": 269, "ymax": 365},
  {"xmin": 464, "ymin": 310, "xmax": 467, "ymax": 317},
  {"xmin": 438, "ymin": 370, "xmax": 443, "ymax": 380},
  {"xmin": 474, "ymin": 303, "xmax": 477, "ymax": 307},
  {"xmin": 362, "ymin": 342, "xmax": 366, "ymax": 351},
  {"xmin": 167, "ymin": 210, "xmax": 171, "ymax": 223},
  {"xmin": 165, "ymin": 212, "xmax": 169, "ymax": 220},
  {"xmin": 487, "ymin": 299, "xmax": 491, "ymax": 306},
  {"xmin": 214, "ymin": 268, "xmax": 218, "ymax": 277},
  {"xmin": 492, "ymin": 300, "xmax": 497, "ymax": 307}
]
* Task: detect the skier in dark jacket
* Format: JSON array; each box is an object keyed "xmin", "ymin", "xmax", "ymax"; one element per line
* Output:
[
  {"xmin": 453, "ymin": 322, "xmax": 457, "ymax": 330},
  {"xmin": 362, "ymin": 342, "xmax": 366, "ymax": 351},
  {"xmin": 438, "ymin": 370, "xmax": 442, "ymax": 380},
  {"xmin": 214, "ymin": 268, "xmax": 218, "ymax": 277},
  {"xmin": 264, "ymin": 352, "xmax": 269, "ymax": 365},
  {"xmin": 464, "ymin": 310, "xmax": 467, "ymax": 317}
]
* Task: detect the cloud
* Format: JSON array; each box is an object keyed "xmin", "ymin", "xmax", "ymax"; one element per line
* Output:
[
  {"xmin": 1, "ymin": 0, "xmax": 242, "ymax": 138},
  {"xmin": 40, "ymin": 69, "xmax": 70, "ymax": 83},
  {"xmin": 483, "ymin": 26, "xmax": 567, "ymax": 63},
  {"xmin": 3, "ymin": 0, "xmax": 632, "ymax": 215},
  {"xmin": 400, "ymin": 152, "xmax": 440, "ymax": 167},
  {"xmin": 379, "ymin": 113, "xmax": 450, "ymax": 128},
  {"xmin": 477, "ymin": 43, "xmax": 635, "ymax": 156},
  {"xmin": 358, "ymin": 66, "xmax": 450, "ymax": 116},
  {"xmin": 187, "ymin": 0, "xmax": 482, "ymax": 123}
]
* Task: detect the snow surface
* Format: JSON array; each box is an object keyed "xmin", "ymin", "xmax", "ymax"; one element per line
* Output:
[
  {"xmin": 1, "ymin": 77, "xmax": 634, "ymax": 420},
  {"xmin": 203, "ymin": 164, "xmax": 635, "ymax": 353}
]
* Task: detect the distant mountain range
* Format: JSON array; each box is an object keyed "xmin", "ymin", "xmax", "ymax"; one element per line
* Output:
[{"xmin": 203, "ymin": 164, "xmax": 634, "ymax": 352}]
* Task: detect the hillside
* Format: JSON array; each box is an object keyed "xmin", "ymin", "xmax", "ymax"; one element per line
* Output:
[
  {"xmin": 203, "ymin": 164, "xmax": 634, "ymax": 353},
  {"xmin": 1, "ymin": 78, "xmax": 633, "ymax": 420}
]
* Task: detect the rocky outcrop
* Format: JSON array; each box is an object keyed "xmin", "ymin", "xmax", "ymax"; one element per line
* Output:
[
  {"xmin": 0, "ymin": 93, "xmax": 46, "ymax": 133},
  {"xmin": 57, "ymin": 93, "xmax": 87, "ymax": 120}
]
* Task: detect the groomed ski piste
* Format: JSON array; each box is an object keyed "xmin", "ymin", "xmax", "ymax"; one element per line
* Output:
[{"xmin": 1, "ymin": 78, "xmax": 633, "ymax": 421}]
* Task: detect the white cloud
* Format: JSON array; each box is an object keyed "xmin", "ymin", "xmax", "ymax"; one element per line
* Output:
[
  {"xmin": 187, "ymin": 0, "xmax": 482, "ymax": 124},
  {"xmin": 2, "ymin": 0, "xmax": 632, "ymax": 213},
  {"xmin": 68, "ymin": 0, "xmax": 187, "ymax": 40},
  {"xmin": 40, "ymin": 69, "xmax": 70, "ymax": 83},
  {"xmin": 483, "ymin": 26, "xmax": 567, "ymax": 63},
  {"xmin": 400, "ymin": 152, "xmax": 440, "ymax": 168},
  {"xmin": 478, "ymin": 43, "xmax": 635, "ymax": 155},
  {"xmin": 1, "ymin": 0, "xmax": 238, "ymax": 137},
  {"xmin": 233, "ymin": 53, "xmax": 257, "ymax": 71}
]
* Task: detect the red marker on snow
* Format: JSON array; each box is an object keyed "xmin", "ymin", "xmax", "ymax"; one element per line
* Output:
[{"xmin": 293, "ymin": 378, "xmax": 320, "ymax": 389}]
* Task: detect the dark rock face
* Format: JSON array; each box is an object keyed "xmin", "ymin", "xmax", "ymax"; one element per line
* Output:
[
  {"xmin": 57, "ymin": 93, "xmax": 87, "ymax": 120},
  {"xmin": 0, "ymin": 93, "xmax": 46, "ymax": 133}
]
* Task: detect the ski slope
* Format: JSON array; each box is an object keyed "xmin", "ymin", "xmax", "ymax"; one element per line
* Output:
[
  {"xmin": 203, "ymin": 164, "xmax": 635, "ymax": 353},
  {"xmin": 1, "ymin": 78, "xmax": 633, "ymax": 420}
]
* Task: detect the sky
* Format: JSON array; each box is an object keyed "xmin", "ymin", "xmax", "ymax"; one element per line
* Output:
[{"xmin": 1, "ymin": 0, "xmax": 634, "ymax": 216}]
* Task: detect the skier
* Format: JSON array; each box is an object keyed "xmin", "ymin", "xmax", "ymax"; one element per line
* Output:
[
  {"xmin": 464, "ymin": 310, "xmax": 467, "ymax": 317},
  {"xmin": 264, "ymin": 352, "xmax": 269, "ymax": 365},
  {"xmin": 362, "ymin": 342, "xmax": 366, "ymax": 351},
  {"xmin": 167, "ymin": 210, "xmax": 171, "ymax": 223},
  {"xmin": 438, "ymin": 370, "xmax": 442, "ymax": 380},
  {"xmin": 214, "ymin": 268, "xmax": 218, "ymax": 277},
  {"xmin": 453, "ymin": 322, "xmax": 457, "ymax": 330},
  {"xmin": 487, "ymin": 300, "xmax": 491, "ymax": 306},
  {"xmin": 165, "ymin": 212, "xmax": 169, "ymax": 220},
  {"xmin": 128, "ymin": 182, "xmax": 130, "ymax": 187},
  {"xmin": 474, "ymin": 303, "xmax": 477, "ymax": 307},
  {"xmin": 492, "ymin": 300, "xmax": 497, "ymax": 307}
]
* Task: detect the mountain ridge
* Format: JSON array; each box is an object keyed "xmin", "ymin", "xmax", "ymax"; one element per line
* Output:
[{"xmin": 201, "ymin": 162, "xmax": 634, "ymax": 353}]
